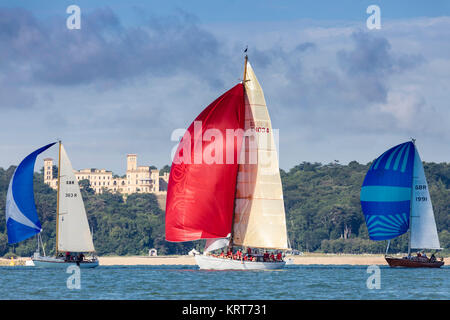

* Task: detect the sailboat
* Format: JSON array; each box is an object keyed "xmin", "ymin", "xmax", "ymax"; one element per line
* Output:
[
  {"xmin": 360, "ymin": 140, "xmax": 444, "ymax": 268},
  {"xmin": 6, "ymin": 141, "xmax": 99, "ymax": 268},
  {"xmin": 165, "ymin": 55, "xmax": 289, "ymax": 270}
]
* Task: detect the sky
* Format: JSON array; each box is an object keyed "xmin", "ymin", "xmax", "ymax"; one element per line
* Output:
[{"xmin": 0, "ymin": 0, "xmax": 449, "ymax": 174}]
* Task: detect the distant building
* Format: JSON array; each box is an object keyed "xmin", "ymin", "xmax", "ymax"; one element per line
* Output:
[{"xmin": 44, "ymin": 154, "xmax": 169, "ymax": 195}]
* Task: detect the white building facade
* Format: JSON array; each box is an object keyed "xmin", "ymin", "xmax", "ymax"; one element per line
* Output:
[{"xmin": 44, "ymin": 154, "xmax": 169, "ymax": 195}]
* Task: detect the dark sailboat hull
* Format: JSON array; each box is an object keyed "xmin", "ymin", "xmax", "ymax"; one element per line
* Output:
[{"xmin": 385, "ymin": 256, "xmax": 444, "ymax": 268}]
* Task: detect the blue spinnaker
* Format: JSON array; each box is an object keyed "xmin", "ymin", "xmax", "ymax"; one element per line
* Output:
[
  {"xmin": 360, "ymin": 142, "xmax": 415, "ymax": 240},
  {"xmin": 6, "ymin": 142, "xmax": 56, "ymax": 244}
]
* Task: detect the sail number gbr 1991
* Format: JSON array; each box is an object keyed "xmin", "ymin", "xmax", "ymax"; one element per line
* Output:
[{"xmin": 415, "ymin": 184, "xmax": 427, "ymax": 202}]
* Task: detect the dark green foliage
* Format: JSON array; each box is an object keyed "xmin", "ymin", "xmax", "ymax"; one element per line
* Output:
[
  {"xmin": 160, "ymin": 165, "xmax": 171, "ymax": 175},
  {"xmin": 283, "ymin": 161, "xmax": 449, "ymax": 254},
  {"xmin": 0, "ymin": 167, "xmax": 191, "ymax": 256},
  {"xmin": 0, "ymin": 160, "xmax": 449, "ymax": 256},
  {"xmin": 79, "ymin": 189, "xmax": 191, "ymax": 255}
]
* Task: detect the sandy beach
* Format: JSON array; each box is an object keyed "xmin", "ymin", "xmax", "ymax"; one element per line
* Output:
[
  {"xmin": 2, "ymin": 254, "xmax": 448, "ymax": 266},
  {"xmin": 95, "ymin": 254, "xmax": 390, "ymax": 266},
  {"xmin": 98, "ymin": 254, "xmax": 450, "ymax": 266}
]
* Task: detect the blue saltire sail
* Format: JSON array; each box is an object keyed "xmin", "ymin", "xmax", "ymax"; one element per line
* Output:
[
  {"xmin": 360, "ymin": 141, "xmax": 415, "ymax": 241},
  {"xmin": 6, "ymin": 142, "xmax": 56, "ymax": 244}
]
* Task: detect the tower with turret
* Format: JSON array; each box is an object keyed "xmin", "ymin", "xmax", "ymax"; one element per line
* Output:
[{"xmin": 127, "ymin": 154, "xmax": 137, "ymax": 171}]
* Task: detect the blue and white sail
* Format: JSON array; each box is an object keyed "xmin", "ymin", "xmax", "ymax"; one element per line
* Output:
[
  {"xmin": 410, "ymin": 147, "xmax": 441, "ymax": 249},
  {"xmin": 6, "ymin": 143, "xmax": 56, "ymax": 244},
  {"xmin": 360, "ymin": 141, "xmax": 415, "ymax": 240}
]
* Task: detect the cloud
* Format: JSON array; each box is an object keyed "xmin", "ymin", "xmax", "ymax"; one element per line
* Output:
[
  {"xmin": 0, "ymin": 84, "xmax": 36, "ymax": 109},
  {"xmin": 215, "ymin": 21, "xmax": 448, "ymax": 167},
  {"xmin": 0, "ymin": 8, "xmax": 449, "ymax": 172},
  {"xmin": 378, "ymin": 89, "xmax": 425, "ymax": 127},
  {"xmin": 294, "ymin": 42, "xmax": 316, "ymax": 52},
  {"xmin": 0, "ymin": 7, "xmax": 228, "ymax": 95},
  {"xmin": 337, "ymin": 30, "xmax": 424, "ymax": 104}
]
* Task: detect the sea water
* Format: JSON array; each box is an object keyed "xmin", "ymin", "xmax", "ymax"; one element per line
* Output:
[{"xmin": 0, "ymin": 265, "xmax": 448, "ymax": 300}]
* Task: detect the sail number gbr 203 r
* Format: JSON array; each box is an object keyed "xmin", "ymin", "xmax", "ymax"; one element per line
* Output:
[{"xmin": 65, "ymin": 180, "xmax": 77, "ymax": 197}]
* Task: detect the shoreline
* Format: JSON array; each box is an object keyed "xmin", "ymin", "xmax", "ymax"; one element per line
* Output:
[{"xmin": 1, "ymin": 254, "xmax": 448, "ymax": 266}]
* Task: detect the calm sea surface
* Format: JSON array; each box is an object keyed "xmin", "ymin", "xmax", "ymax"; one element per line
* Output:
[{"xmin": 0, "ymin": 265, "xmax": 448, "ymax": 300}]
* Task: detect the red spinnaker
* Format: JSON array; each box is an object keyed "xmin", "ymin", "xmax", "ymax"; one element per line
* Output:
[{"xmin": 166, "ymin": 84, "xmax": 245, "ymax": 242}]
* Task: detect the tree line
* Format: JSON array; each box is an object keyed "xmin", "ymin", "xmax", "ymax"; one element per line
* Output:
[
  {"xmin": 0, "ymin": 160, "xmax": 448, "ymax": 257},
  {"xmin": 282, "ymin": 161, "xmax": 449, "ymax": 255}
]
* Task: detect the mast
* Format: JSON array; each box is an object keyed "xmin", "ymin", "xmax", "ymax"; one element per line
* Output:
[
  {"xmin": 407, "ymin": 138, "xmax": 416, "ymax": 256},
  {"xmin": 229, "ymin": 53, "xmax": 248, "ymax": 251},
  {"xmin": 40, "ymin": 233, "xmax": 46, "ymax": 256},
  {"xmin": 55, "ymin": 140, "xmax": 62, "ymax": 255},
  {"xmin": 36, "ymin": 234, "xmax": 40, "ymax": 255},
  {"xmin": 243, "ymin": 54, "xmax": 248, "ymax": 82},
  {"xmin": 385, "ymin": 239, "xmax": 390, "ymax": 256}
]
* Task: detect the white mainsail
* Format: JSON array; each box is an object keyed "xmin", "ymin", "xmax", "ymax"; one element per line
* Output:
[
  {"xmin": 57, "ymin": 144, "xmax": 95, "ymax": 252},
  {"xmin": 232, "ymin": 61, "xmax": 289, "ymax": 250},
  {"xmin": 410, "ymin": 147, "xmax": 441, "ymax": 250}
]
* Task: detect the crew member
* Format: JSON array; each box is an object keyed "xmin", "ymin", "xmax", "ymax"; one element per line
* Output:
[{"xmin": 276, "ymin": 252, "xmax": 282, "ymax": 261}]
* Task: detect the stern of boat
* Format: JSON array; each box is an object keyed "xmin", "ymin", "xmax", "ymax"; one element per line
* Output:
[{"xmin": 195, "ymin": 254, "xmax": 286, "ymax": 270}]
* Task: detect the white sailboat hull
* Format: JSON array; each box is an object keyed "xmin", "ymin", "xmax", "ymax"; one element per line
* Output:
[
  {"xmin": 195, "ymin": 254, "xmax": 285, "ymax": 270},
  {"xmin": 32, "ymin": 256, "xmax": 99, "ymax": 268}
]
